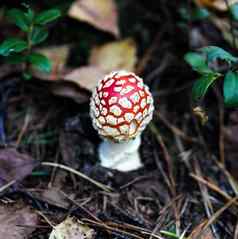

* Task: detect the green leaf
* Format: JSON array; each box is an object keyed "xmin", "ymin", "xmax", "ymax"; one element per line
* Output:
[
  {"xmin": 184, "ymin": 52, "xmax": 212, "ymax": 74},
  {"xmin": 28, "ymin": 53, "xmax": 52, "ymax": 72},
  {"xmin": 31, "ymin": 26, "xmax": 48, "ymax": 45},
  {"xmin": 200, "ymin": 46, "xmax": 238, "ymax": 64},
  {"xmin": 6, "ymin": 54, "xmax": 26, "ymax": 64},
  {"xmin": 179, "ymin": 7, "xmax": 210, "ymax": 21},
  {"xmin": 192, "ymin": 73, "xmax": 218, "ymax": 100},
  {"xmin": 6, "ymin": 8, "xmax": 29, "ymax": 32},
  {"xmin": 224, "ymin": 71, "xmax": 238, "ymax": 107},
  {"xmin": 22, "ymin": 71, "xmax": 32, "ymax": 80},
  {"xmin": 25, "ymin": 8, "xmax": 35, "ymax": 23},
  {"xmin": 192, "ymin": 8, "xmax": 210, "ymax": 20},
  {"xmin": 35, "ymin": 9, "xmax": 61, "ymax": 25},
  {"xmin": 230, "ymin": 3, "xmax": 238, "ymax": 21},
  {"xmin": 0, "ymin": 38, "xmax": 28, "ymax": 56}
]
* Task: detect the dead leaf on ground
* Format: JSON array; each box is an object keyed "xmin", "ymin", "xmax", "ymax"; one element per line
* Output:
[
  {"xmin": 0, "ymin": 204, "xmax": 38, "ymax": 239},
  {"xmin": 54, "ymin": 38, "xmax": 137, "ymax": 94},
  {"xmin": 32, "ymin": 39, "xmax": 137, "ymax": 101},
  {"xmin": 68, "ymin": 0, "xmax": 119, "ymax": 37},
  {"xmin": 195, "ymin": 0, "xmax": 238, "ymax": 11},
  {"xmin": 62, "ymin": 66, "xmax": 106, "ymax": 92},
  {"xmin": 31, "ymin": 188, "xmax": 74, "ymax": 209},
  {"xmin": 89, "ymin": 38, "xmax": 137, "ymax": 73},
  {"xmin": 49, "ymin": 217, "xmax": 95, "ymax": 239},
  {"xmin": 0, "ymin": 148, "xmax": 37, "ymax": 188}
]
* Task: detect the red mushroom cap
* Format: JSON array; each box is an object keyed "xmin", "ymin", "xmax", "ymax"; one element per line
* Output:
[{"xmin": 90, "ymin": 70, "xmax": 154, "ymax": 142}]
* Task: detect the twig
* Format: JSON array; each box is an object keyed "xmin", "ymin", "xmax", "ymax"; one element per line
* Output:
[
  {"xmin": 155, "ymin": 112, "xmax": 200, "ymax": 144},
  {"xmin": 41, "ymin": 162, "xmax": 112, "ymax": 192},
  {"xmin": 149, "ymin": 123, "xmax": 181, "ymax": 235},
  {"xmin": 36, "ymin": 210, "xmax": 55, "ymax": 228},
  {"xmin": 200, "ymin": 196, "xmax": 238, "ymax": 237},
  {"xmin": 190, "ymin": 173, "xmax": 238, "ymax": 204},
  {"xmin": 193, "ymin": 159, "xmax": 218, "ymax": 237},
  {"xmin": 16, "ymin": 109, "xmax": 31, "ymax": 147},
  {"xmin": 0, "ymin": 179, "xmax": 16, "ymax": 193}
]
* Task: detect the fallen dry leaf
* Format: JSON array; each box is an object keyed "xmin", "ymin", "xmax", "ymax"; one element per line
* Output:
[
  {"xmin": 49, "ymin": 217, "xmax": 95, "ymax": 239},
  {"xmin": 89, "ymin": 38, "xmax": 137, "ymax": 73},
  {"xmin": 32, "ymin": 39, "xmax": 137, "ymax": 100},
  {"xmin": 32, "ymin": 188, "xmax": 74, "ymax": 209},
  {"xmin": 0, "ymin": 148, "xmax": 37, "ymax": 188},
  {"xmin": 0, "ymin": 204, "xmax": 38, "ymax": 239},
  {"xmin": 60, "ymin": 39, "xmax": 137, "ymax": 93},
  {"xmin": 195, "ymin": 0, "xmax": 238, "ymax": 11},
  {"xmin": 68, "ymin": 0, "xmax": 119, "ymax": 37},
  {"xmin": 62, "ymin": 66, "xmax": 105, "ymax": 91}
]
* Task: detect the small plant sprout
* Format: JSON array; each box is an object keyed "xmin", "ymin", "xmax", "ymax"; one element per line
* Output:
[
  {"xmin": 90, "ymin": 70, "xmax": 154, "ymax": 171},
  {"xmin": 0, "ymin": 5, "xmax": 61, "ymax": 79}
]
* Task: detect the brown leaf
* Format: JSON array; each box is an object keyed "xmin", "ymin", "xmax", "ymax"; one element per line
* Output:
[
  {"xmin": 62, "ymin": 66, "xmax": 106, "ymax": 91},
  {"xmin": 32, "ymin": 39, "xmax": 137, "ymax": 101},
  {"xmin": 32, "ymin": 188, "xmax": 73, "ymax": 209},
  {"xmin": 49, "ymin": 217, "xmax": 95, "ymax": 239},
  {"xmin": 0, "ymin": 204, "xmax": 38, "ymax": 239},
  {"xmin": 89, "ymin": 38, "xmax": 137, "ymax": 73},
  {"xmin": 0, "ymin": 148, "xmax": 37, "ymax": 187},
  {"xmin": 60, "ymin": 38, "xmax": 137, "ymax": 93},
  {"xmin": 195, "ymin": 0, "xmax": 238, "ymax": 11},
  {"xmin": 68, "ymin": 0, "xmax": 119, "ymax": 37}
]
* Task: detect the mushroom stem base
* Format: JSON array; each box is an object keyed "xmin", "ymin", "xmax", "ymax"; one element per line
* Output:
[{"xmin": 99, "ymin": 135, "xmax": 142, "ymax": 172}]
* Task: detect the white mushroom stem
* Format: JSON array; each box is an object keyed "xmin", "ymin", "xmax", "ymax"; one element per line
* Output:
[{"xmin": 99, "ymin": 135, "xmax": 142, "ymax": 171}]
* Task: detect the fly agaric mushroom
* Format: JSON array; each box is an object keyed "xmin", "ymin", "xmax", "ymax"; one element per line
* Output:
[{"xmin": 90, "ymin": 70, "xmax": 154, "ymax": 171}]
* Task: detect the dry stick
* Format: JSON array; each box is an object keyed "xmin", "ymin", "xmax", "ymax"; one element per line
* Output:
[
  {"xmin": 59, "ymin": 190, "xmax": 102, "ymax": 223},
  {"xmin": 190, "ymin": 173, "xmax": 238, "ymax": 206},
  {"xmin": 83, "ymin": 219, "xmax": 145, "ymax": 239},
  {"xmin": 149, "ymin": 196, "xmax": 184, "ymax": 239},
  {"xmin": 200, "ymin": 196, "xmax": 238, "ymax": 238},
  {"xmin": 16, "ymin": 110, "xmax": 31, "ymax": 147},
  {"xmin": 136, "ymin": 31, "xmax": 164, "ymax": 75},
  {"xmin": 0, "ymin": 179, "xmax": 16, "ymax": 193},
  {"xmin": 83, "ymin": 218, "xmax": 163, "ymax": 239},
  {"xmin": 156, "ymin": 112, "xmax": 200, "ymax": 144},
  {"xmin": 193, "ymin": 160, "xmax": 218, "ymax": 238},
  {"xmin": 36, "ymin": 210, "xmax": 55, "ymax": 228},
  {"xmin": 41, "ymin": 162, "xmax": 112, "ymax": 192},
  {"xmin": 216, "ymin": 161, "xmax": 238, "ymax": 196},
  {"xmin": 149, "ymin": 123, "xmax": 181, "ymax": 235}
]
